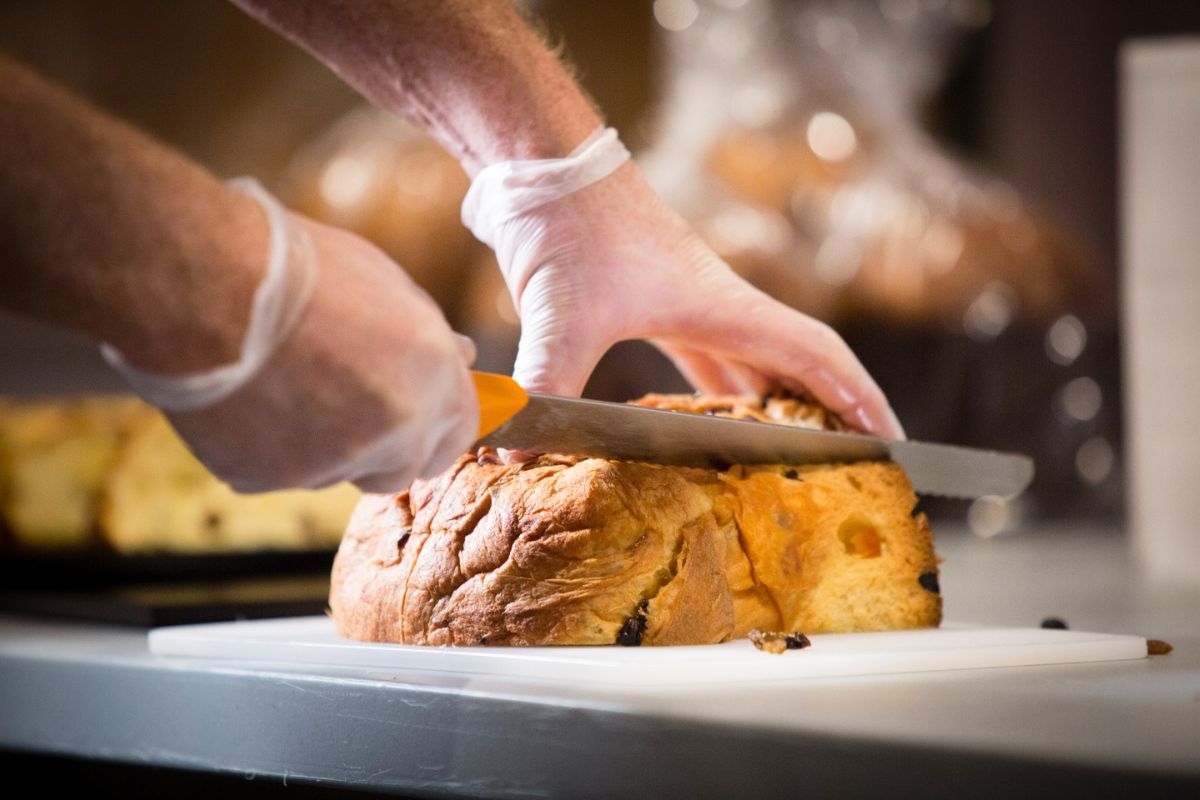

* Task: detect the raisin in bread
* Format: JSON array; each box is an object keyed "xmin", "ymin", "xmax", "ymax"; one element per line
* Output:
[{"xmin": 330, "ymin": 394, "xmax": 940, "ymax": 646}]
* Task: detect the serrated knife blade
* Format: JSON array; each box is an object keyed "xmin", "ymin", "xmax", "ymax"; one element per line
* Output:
[{"xmin": 477, "ymin": 393, "xmax": 1034, "ymax": 499}]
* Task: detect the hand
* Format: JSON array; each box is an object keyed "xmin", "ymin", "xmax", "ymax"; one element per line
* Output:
[
  {"xmin": 159, "ymin": 213, "xmax": 478, "ymax": 494},
  {"xmin": 485, "ymin": 159, "xmax": 904, "ymax": 439},
  {"xmin": 0, "ymin": 56, "xmax": 479, "ymax": 493}
]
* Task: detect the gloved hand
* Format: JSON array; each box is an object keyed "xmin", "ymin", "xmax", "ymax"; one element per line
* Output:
[
  {"xmin": 462, "ymin": 128, "xmax": 904, "ymax": 439},
  {"xmin": 103, "ymin": 179, "xmax": 478, "ymax": 493}
]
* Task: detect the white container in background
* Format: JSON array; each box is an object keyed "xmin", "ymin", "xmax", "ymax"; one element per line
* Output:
[{"xmin": 1121, "ymin": 37, "xmax": 1200, "ymax": 587}]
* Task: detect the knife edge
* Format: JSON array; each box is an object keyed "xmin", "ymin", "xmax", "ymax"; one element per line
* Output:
[{"xmin": 477, "ymin": 393, "xmax": 1034, "ymax": 499}]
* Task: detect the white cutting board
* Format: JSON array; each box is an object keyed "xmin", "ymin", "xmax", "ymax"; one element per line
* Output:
[{"xmin": 149, "ymin": 617, "xmax": 1147, "ymax": 686}]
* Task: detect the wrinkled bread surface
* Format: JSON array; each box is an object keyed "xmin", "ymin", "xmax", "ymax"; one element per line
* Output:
[{"xmin": 331, "ymin": 395, "xmax": 940, "ymax": 646}]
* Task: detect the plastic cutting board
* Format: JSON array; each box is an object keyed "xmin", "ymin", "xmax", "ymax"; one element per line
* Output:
[{"xmin": 149, "ymin": 617, "xmax": 1148, "ymax": 686}]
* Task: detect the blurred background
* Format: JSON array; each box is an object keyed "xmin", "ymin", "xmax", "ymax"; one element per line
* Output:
[{"xmin": 2, "ymin": 0, "xmax": 1199, "ymax": 537}]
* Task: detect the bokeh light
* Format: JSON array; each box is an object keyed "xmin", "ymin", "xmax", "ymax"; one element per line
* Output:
[
  {"xmin": 814, "ymin": 235, "xmax": 863, "ymax": 285},
  {"xmin": 963, "ymin": 281, "xmax": 1016, "ymax": 340},
  {"xmin": 1058, "ymin": 376, "xmax": 1102, "ymax": 422},
  {"xmin": 967, "ymin": 495, "xmax": 1017, "ymax": 538},
  {"xmin": 654, "ymin": 0, "xmax": 700, "ymax": 32},
  {"xmin": 806, "ymin": 111, "xmax": 858, "ymax": 162},
  {"xmin": 732, "ymin": 84, "xmax": 785, "ymax": 128},
  {"xmin": 1045, "ymin": 314, "xmax": 1087, "ymax": 365},
  {"xmin": 319, "ymin": 151, "xmax": 374, "ymax": 210},
  {"xmin": 1076, "ymin": 437, "xmax": 1114, "ymax": 485}
]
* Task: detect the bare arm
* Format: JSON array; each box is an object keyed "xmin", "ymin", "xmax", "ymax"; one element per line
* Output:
[
  {"xmin": 0, "ymin": 54, "xmax": 480, "ymax": 491},
  {"xmin": 0, "ymin": 55, "xmax": 265, "ymax": 373},
  {"xmin": 230, "ymin": 0, "xmax": 602, "ymax": 174}
]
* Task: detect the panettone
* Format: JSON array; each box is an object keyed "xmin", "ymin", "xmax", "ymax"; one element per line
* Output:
[
  {"xmin": 330, "ymin": 395, "xmax": 940, "ymax": 646},
  {"xmin": 101, "ymin": 411, "xmax": 359, "ymax": 554},
  {"xmin": 0, "ymin": 395, "xmax": 358, "ymax": 554},
  {"xmin": 0, "ymin": 396, "xmax": 143, "ymax": 549}
]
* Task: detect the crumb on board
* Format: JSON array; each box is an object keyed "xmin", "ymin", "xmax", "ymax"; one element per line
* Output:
[
  {"xmin": 1147, "ymin": 639, "xmax": 1174, "ymax": 656},
  {"xmin": 748, "ymin": 629, "xmax": 811, "ymax": 655}
]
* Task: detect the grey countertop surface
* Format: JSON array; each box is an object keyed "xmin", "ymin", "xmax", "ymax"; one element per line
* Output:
[{"xmin": 2, "ymin": 524, "xmax": 1198, "ymax": 798}]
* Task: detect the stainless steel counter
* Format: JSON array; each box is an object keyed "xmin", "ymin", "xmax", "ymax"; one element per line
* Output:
[{"xmin": 2, "ymin": 524, "xmax": 1198, "ymax": 797}]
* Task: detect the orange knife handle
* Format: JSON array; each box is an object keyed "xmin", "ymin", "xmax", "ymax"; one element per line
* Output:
[{"xmin": 472, "ymin": 371, "xmax": 529, "ymax": 440}]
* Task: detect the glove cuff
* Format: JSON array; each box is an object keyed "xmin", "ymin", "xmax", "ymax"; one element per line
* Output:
[
  {"xmin": 100, "ymin": 177, "xmax": 318, "ymax": 412},
  {"xmin": 460, "ymin": 126, "xmax": 631, "ymax": 251}
]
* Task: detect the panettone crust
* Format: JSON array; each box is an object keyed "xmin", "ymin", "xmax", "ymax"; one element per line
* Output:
[{"xmin": 331, "ymin": 395, "xmax": 940, "ymax": 646}]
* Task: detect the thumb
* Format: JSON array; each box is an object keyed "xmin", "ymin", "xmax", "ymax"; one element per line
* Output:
[
  {"xmin": 511, "ymin": 309, "xmax": 609, "ymax": 398},
  {"xmin": 452, "ymin": 333, "xmax": 477, "ymax": 366}
]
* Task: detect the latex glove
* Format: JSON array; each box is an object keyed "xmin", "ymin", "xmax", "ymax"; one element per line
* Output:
[
  {"xmin": 103, "ymin": 179, "xmax": 478, "ymax": 493},
  {"xmin": 462, "ymin": 129, "xmax": 904, "ymax": 438}
]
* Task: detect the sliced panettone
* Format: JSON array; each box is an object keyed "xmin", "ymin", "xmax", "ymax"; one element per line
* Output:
[
  {"xmin": 331, "ymin": 394, "xmax": 940, "ymax": 646},
  {"xmin": 631, "ymin": 393, "xmax": 849, "ymax": 431},
  {"xmin": 722, "ymin": 462, "xmax": 938, "ymax": 634}
]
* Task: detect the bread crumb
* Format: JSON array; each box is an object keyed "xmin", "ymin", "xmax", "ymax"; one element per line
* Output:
[
  {"xmin": 1147, "ymin": 639, "xmax": 1174, "ymax": 656},
  {"xmin": 748, "ymin": 629, "xmax": 811, "ymax": 654}
]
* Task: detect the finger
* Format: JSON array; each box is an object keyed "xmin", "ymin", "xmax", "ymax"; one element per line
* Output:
[
  {"xmin": 498, "ymin": 447, "xmax": 539, "ymax": 464},
  {"xmin": 350, "ymin": 421, "xmax": 469, "ymax": 495},
  {"xmin": 652, "ymin": 340, "xmax": 757, "ymax": 396},
  {"xmin": 453, "ymin": 333, "xmax": 477, "ymax": 366},
  {"xmin": 225, "ymin": 476, "xmax": 281, "ymax": 495},
  {"xmin": 352, "ymin": 468, "xmax": 416, "ymax": 495},
  {"xmin": 344, "ymin": 391, "xmax": 477, "ymax": 494},
  {"xmin": 427, "ymin": 414, "xmax": 479, "ymax": 474},
  {"xmin": 511, "ymin": 312, "xmax": 611, "ymax": 398},
  {"xmin": 679, "ymin": 292, "xmax": 905, "ymax": 438},
  {"xmin": 350, "ymin": 423, "xmax": 467, "ymax": 494},
  {"xmin": 322, "ymin": 426, "xmax": 419, "ymax": 494}
]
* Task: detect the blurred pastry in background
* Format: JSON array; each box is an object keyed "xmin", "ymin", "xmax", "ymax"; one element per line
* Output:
[
  {"xmin": 0, "ymin": 396, "xmax": 142, "ymax": 550},
  {"xmin": 279, "ymin": 107, "xmax": 487, "ymax": 324},
  {"xmin": 704, "ymin": 119, "xmax": 1108, "ymax": 330},
  {"xmin": 101, "ymin": 411, "xmax": 359, "ymax": 554},
  {"xmin": 643, "ymin": 0, "xmax": 1111, "ymax": 335},
  {"xmin": 0, "ymin": 396, "xmax": 358, "ymax": 554}
]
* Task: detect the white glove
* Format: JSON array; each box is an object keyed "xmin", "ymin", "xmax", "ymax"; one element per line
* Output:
[
  {"xmin": 462, "ymin": 128, "xmax": 904, "ymax": 438},
  {"xmin": 104, "ymin": 178, "xmax": 478, "ymax": 493}
]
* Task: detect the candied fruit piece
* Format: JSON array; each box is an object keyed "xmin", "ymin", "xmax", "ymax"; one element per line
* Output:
[{"xmin": 838, "ymin": 515, "xmax": 882, "ymax": 558}]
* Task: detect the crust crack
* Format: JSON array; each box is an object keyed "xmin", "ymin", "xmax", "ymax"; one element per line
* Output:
[
  {"xmin": 615, "ymin": 526, "xmax": 687, "ymax": 645},
  {"xmin": 729, "ymin": 495, "xmax": 786, "ymax": 627}
]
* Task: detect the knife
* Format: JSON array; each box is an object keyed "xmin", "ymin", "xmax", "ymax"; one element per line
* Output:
[{"xmin": 471, "ymin": 372, "xmax": 1033, "ymax": 499}]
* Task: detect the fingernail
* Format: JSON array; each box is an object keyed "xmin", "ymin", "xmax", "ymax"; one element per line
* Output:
[
  {"xmin": 454, "ymin": 333, "xmax": 477, "ymax": 365},
  {"xmin": 498, "ymin": 447, "xmax": 539, "ymax": 465},
  {"xmin": 882, "ymin": 406, "xmax": 907, "ymax": 440}
]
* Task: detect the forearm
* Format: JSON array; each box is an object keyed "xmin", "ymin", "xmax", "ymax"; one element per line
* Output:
[
  {"xmin": 0, "ymin": 56, "xmax": 266, "ymax": 373},
  {"xmin": 231, "ymin": 0, "xmax": 603, "ymax": 175}
]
